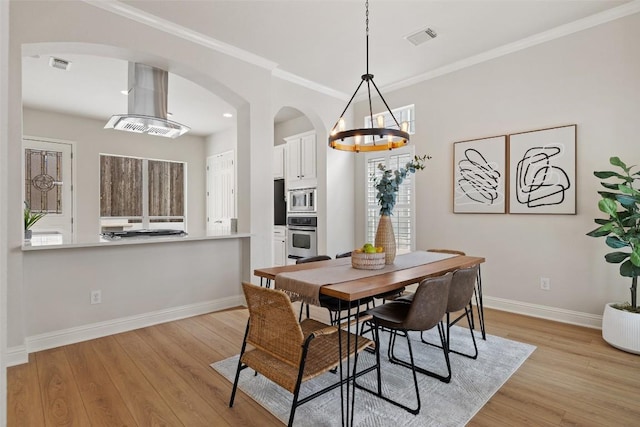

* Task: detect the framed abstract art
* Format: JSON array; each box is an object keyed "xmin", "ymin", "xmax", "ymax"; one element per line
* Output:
[
  {"xmin": 453, "ymin": 135, "xmax": 507, "ymax": 213},
  {"xmin": 508, "ymin": 124, "xmax": 576, "ymax": 214}
]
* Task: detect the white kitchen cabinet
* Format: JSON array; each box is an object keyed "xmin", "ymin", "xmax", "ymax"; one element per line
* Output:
[
  {"xmin": 273, "ymin": 226, "xmax": 287, "ymax": 266},
  {"xmin": 285, "ymin": 131, "xmax": 316, "ymax": 189},
  {"xmin": 273, "ymin": 144, "xmax": 285, "ymax": 179}
]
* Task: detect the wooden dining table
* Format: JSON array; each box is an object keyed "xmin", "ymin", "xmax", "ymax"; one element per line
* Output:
[
  {"xmin": 253, "ymin": 252, "xmax": 486, "ymax": 425},
  {"xmin": 254, "ymin": 254, "xmax": 484, "ymax": 301}
]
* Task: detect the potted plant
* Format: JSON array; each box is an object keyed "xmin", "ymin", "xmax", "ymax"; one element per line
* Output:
[
  {"xmin": 24, "ymin": 202, "xmax": 46, "ymax": 240},
  {"xmin": 372, "ymin": 154, "xmax": 429, "ymax": 264},
  {"xmin": 587, "ymin": 156, "xmax": 640, "ymax": 354}
]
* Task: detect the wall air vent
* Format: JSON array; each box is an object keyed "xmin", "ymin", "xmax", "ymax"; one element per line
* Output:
[
  {"xmin": 405, "ymin": 27, "xmax": 438, "ymax": 46},
  {"xmin": 49, "ymin": 56, "xmax": 72, "ymax": 71}
]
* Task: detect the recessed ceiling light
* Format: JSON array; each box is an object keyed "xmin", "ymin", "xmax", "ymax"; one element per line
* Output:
[
  {"xmin": 223, "ymin": 113, "xmax": 233, "ymax": 118},
  {"xmin": 167, "ymin": 112, "xmax": 174, "ymax": 117},
  {"xmin": 120, "ymin": 90, "xmax": 129, "ymax": 95}
]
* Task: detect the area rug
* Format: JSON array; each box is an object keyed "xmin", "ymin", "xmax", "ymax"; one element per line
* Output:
[{"xmin": 211, "ymin": 326, "xmax": 535, "ymax": 426}]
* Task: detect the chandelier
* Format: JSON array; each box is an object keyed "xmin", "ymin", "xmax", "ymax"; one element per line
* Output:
[{"xmin": 329, "ymin": 0, "xmax": 410, "ymax": 153}]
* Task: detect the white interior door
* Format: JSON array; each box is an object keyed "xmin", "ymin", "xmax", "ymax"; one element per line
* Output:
[
  {"xmin": 23, "ymin": 138, "xmax": 74, "ymax": 241},
  {"xmin": 206, "ymin": 150, "xmax": 235, "ymax": 233}
]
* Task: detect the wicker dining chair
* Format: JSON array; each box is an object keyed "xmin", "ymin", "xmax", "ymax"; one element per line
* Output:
[{"xmin": 230, "ymin": 282, "xmax": 374, "ymax": 427}]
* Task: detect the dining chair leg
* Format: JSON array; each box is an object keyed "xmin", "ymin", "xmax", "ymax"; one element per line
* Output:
[
  {"xmin": 390, "ymin": 327, "xmax": 451, "ymax": 384},
  {"xmin": 444, "ymin": 309, "xmax": 479, "ymax": 360},
  {"xmin": 355, "ymin": 325, "xmax": 421, "ymax": 415},
  {"xmin": 437, "ymin": 322, "xmax": 452, "ymax": 383},
  {"xmin": 229, "ymin": 322, "xmax": 250, "ymax": 407},
  {"xmin": 373, "ymin": 322, "xmax": 382, "ymax": 394},
  {"xmin": 476, "ymin": 266, "xmax": 486, "ymax": 340}
]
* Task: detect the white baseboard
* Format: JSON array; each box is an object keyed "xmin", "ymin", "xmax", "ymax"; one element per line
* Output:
[
  {"xmin": 6, "ymin": 345, "xmax": 28, "ymax": 367},
  {"xmin": 482, "ymin": 296, "xmax": 603, "ymax": 329},
  {"xmin": 6, "ymin": 295, "xmax": 244, "ymax": 367},
  {"xmin": 7, "ymin": 294, "xmax": 601, "ymax": 367}
]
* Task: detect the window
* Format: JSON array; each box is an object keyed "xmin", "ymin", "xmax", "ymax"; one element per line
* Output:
[
  {"xmin": 365, "ymin": 147, "xmax": 416, "ymax": 252},
  {"xmin": 100, "ymin": 154, "xmax": 185, "ymax": 231},
  {"xmin": 364, "ymin": 104, "xmax": 415, "ymax": 144}
]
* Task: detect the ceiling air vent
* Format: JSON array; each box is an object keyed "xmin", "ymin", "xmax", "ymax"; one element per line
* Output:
[
  {"xmin": 49, "ymin": 56, "xmax": 72, "ymax": 71},
  {"xmin": 405, "ymin": 27, "xmax": 438, "ymax": 46}
]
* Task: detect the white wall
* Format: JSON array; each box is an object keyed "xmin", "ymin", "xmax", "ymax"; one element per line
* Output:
[
  {"xmin": 206, "ymin": 127, "xmax": 237, "ymax": 157},
  {"xmin": 0, "ymin": 0, "xmax": 9, "ymax": 422},
  {"xmin": 23, "ymin": 239, "xmax": 245, "ymax": 339},
  {"xmin": 5, "ymin": 0, "xmax": 354, "ymax": 365},
  {"xmin": 23, "ymin": 108, "xmax": 208, "ymax": 239},
  {"xmin": 356, "ymin": 12, "xmax": 640, "ymax": 318},
  {"xmin": 274, "ymin": 114, "xmax": 313, "ymax": 146}
]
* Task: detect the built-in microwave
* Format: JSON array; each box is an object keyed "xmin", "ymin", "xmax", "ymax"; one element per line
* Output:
[{"xmin": 287, "ymin": 187, "xmax": 316, "ymax": 214}]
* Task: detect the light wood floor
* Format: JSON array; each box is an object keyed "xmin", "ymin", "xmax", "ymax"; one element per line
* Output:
[{"xmin": 7, "ymin": 305, "xmax": 640, "ymax": 426}]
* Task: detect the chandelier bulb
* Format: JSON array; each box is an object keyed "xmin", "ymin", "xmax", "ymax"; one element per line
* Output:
[
  {"xmin": 338, "ymin": 118, "xmax": 346, "ymax": 132},
  {"xmin": 401, "ymin": 121, "xmax": 409, "ymax": 133},
  {"xmin": 376, "ymin": 115, "xmax": 384, "ymax": 128}
]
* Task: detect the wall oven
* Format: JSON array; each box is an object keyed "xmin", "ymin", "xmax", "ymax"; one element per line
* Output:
[
  {"xmin": 287, "ymin": 187, "xmax": 316, "ymax": 214},
  {"xmin": 287, "ymin": 216, "xmax": 317, "ymax": 261}
]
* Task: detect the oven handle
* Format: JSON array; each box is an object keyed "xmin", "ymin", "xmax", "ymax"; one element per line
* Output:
[{"xmin": 288, "ymin": 227, "xmax": 316, "ymax": 232}]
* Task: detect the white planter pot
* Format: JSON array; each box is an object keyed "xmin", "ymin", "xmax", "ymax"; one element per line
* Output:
[{"xmin": 602, "ymin": 303, "xmax": 640, "ymax": 355}]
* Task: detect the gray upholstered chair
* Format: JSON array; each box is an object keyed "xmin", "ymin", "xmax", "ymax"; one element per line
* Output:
[
  {"xmin": 419, "ymin": 265, "xmax": 479, "ymax": 360},
  {"xmin": 427, "ymin": 248, "xmax": 485, "ymax": 339},
  {"xmin": 357, "ymin": 273, "xmax": 453, "ymax": 415}
]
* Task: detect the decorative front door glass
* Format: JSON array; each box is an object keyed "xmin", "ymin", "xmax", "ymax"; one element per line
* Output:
[{"xmin": 24, "ymin": 148, "xmax": 63, "ymax": 214}]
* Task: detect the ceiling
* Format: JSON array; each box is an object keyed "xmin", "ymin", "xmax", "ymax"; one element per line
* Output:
[{"xmin": 21, "ymin": 0, "xmax": 634, "ymax": 137}]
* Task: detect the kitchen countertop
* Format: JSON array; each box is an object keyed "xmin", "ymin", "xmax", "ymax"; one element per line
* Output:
[{"xmin": 22, "ymin": 231, "xmax": 252, "ymax": 251}]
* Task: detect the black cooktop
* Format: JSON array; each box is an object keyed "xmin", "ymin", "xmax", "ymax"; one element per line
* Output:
[{"xmin": 101, "ymin": 229, "xmax": 187, "ymax": 239}]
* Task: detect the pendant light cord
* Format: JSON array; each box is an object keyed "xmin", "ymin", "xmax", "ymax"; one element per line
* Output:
[
  {"xmin": 366, "ymin": 0, "xmax": 369, "ymax": 76},
  {"xmin": 365, "ymin": 0, "xmax": 374, "ymax": 130}
]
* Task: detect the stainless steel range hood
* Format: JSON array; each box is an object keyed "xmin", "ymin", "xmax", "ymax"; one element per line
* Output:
[{"xmin": 104, "ymin": 63, "xmax": 190, "ymax": 139}]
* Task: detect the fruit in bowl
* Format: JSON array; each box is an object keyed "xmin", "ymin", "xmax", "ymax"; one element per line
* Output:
[
  {"xmin": 352, "ymin": 243, "xmax": 386, "ymax": 270},
  {"xmin": 354, "ymin": 243, "xmax": 384, "ymax": 254}
]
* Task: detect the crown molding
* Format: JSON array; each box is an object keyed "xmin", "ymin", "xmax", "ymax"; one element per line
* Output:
[
  {"xmin": 85, "ymin": 0, "xmax": 640, "ymax": 103},
  {"xmin": 382, "ymin": 0, "xmax": 640, "ymax": 94},
  {"xmin": 83, "ymin": 0, "xmax": 278, "ymax": 71},
  {"xmin": 272, "ymin": 68, "xmax": 349, "ymax": 101}
]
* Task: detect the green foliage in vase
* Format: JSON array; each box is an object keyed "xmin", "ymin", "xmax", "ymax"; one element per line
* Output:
[
  {"xmin": 24, "ymin": 201, "xmax": 46, "ymax": 230},
  {"xmin": 371, "ymin": 154, "xmax": 430, "ymax": 216},
  {"xmin": 586, "ymin": 156, "xmax": 640, "ymax": 310}
]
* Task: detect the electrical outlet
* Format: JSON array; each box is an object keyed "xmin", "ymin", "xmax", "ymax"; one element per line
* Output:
[
  {"xmin": 91, "ymin": 290, "xmax": 102, "ymax": 304},
  {"xmin": 540, "ymin": 277, "xmax": 551, "ymax": 291}
]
